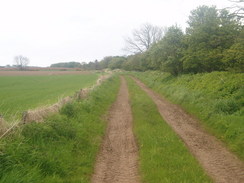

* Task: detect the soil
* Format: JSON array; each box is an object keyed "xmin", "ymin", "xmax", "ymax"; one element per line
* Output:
[
  {"xmin": 92, "ymin": 77, "xmax": 140, "ymax": 183},
  {"xmin": 133, "ymin": 77, "xmax": 244, "ymax": 183}
]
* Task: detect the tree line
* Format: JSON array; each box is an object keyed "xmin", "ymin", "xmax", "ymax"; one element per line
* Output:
[
  {"xmin": 50, "ymin": 62, "xmax": 81, "ymax": 68},
  {"xmin": 83, "ymin": 5, "xmax": 244, "ymax": 74}
]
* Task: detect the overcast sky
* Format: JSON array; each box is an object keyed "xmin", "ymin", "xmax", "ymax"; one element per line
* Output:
[{"xmin": 0, "ymin": 0, "xmax": 233, "ymax": 67}]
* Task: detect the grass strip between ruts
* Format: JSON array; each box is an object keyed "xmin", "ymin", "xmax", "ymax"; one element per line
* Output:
[{"xmin": 126, "ymin": 76, "xmax": 212, "ymax": 183}]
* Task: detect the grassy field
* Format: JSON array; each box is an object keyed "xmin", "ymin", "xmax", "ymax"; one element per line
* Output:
[
  {"xmin": 0, "ymin": 73, "xmax": 99, "ymax": 121},
  {"xmin": 0, "ymin": 75, "xmax": 120, "ymax": 183},
  {"xmin": 126, "ymin": 76, "xmax": 212, "ymax": 182},
  {"xmin": 131, "ymin": 71, "xmax": 244, "ymax": 160}
]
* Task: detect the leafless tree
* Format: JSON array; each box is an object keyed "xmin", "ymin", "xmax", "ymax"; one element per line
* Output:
[
  {"xmin": 227, "ymin": 0, "xmax": 244, "ymax": 20},
  {"xmin": 14, "ymin": 55, "xmax": 30, "ymax": 70},
  {"xmin": 124, "ymin": 23, "xmax": 165, "ymax": 54}
]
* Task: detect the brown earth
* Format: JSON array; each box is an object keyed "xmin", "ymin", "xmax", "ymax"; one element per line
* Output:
[
  {"xmin": 133, "ymin": 77, "xmax": 244, "ymax": 183},
  {"xmin": 0, "ymin": 70, "xmax": 91, "ymax": 76},
  {"xmin": 92, "ymin": 77, "xmax": 140, "ymax": 183}
]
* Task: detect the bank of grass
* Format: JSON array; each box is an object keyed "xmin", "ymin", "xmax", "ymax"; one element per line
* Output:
[
  {"xmin": 0, "ymin": 75, "xmax": 120, "ymax": 183},
  {"xmin": 131, "ymin": 71, "xmax": 244, "ymax": 160},
  {"xmin": 0, "ymin": 73, "xmax": 99, "ymax": 122},
  {"xmin": 126, "ymin": 77, "xmax": 212, "ymax": 182}
]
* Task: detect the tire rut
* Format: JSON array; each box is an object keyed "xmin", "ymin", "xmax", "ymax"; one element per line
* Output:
[
  {"xmin": 133, "ymin": 77, "xmax": 244, "ymax": 183},
  {"xmin": 92, "ymin": 76, "xmax": 140, "ymax": 183}
]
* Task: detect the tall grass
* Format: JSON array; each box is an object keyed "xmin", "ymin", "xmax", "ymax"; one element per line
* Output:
[
  {"xmin": 126, "ymin": 76, "xmax": 212, "ymax": 182},
  {"xmin": 131, "ymin": 71, "xmax": 244, "ymax": 160},
  {"xmin": 0, "ymin": 73, "xmax": 99, "ymax": 121},
  {"xmin": 0, "ymin": 76, "xmax": 120, "ymax": 183}
]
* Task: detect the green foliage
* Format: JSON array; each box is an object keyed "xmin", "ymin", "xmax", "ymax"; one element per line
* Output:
[
  {"xmin": 122, "ymin": 54, "xmax": 148, "ymax": 71},
  {"xmin": 81, "ymin": 60, "xmax": 101, "ymax": 70},
  {"xmin": 116, "ymin": 5, "xmax": 244, "ymax": 74},
  {"xmin": 131, "ymin": 71, "xmax": 244, "ymax": 160},
  {"xmin": 222, "ymin": 28, "xmax": 244, "ymax": 72},
  {"xmin": 60, "ymin": 103, "xmax": 78, "ymax": 118},
  {"xmin": 79, "ymin": 5, "xmax": 243, "ymax": 74},
  {"xmin": 183, "ymin": 6, "xmax": 240, "ymax": 73},
  {"xmin": 108, "ymin": 56, "xmax": 126, "ymax": 70},
  {"xmin": 126, "ymin": 77, "xmax": 212, "ymax": 182},
  {"xmin": 81, "ymin": 56, "xmax": 126, "ymax": 70},
  {"xmin": 0, "ymin": 76, "xmax": 120, "ymax": 182},
  {"xmin": 50, "ymin": 62, "xmax": 81, "ymax": 68},
  {"xmin": 0, "ymin": 73, "xmax": 99, "ymax": 121},
  {"xmin": 99, "ymin": 56, "xmax": 113, "ymax": 69},
  {"xmin": 149, "ymin": 25, "xmax": 184, "ymax": 75}
]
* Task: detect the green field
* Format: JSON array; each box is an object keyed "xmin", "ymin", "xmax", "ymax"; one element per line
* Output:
[
  {"xmin": 131, "ymin": 71, "xmax": 244, "ymax": 160},
  {"xmin": 0, "ymin": 73, "xmax": 99, "ymax": 122}
]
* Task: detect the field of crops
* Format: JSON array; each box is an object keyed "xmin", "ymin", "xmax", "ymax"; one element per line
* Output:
[{"xmin": 0, "ymin": 71, "xmax": 99, "ymax": 122}]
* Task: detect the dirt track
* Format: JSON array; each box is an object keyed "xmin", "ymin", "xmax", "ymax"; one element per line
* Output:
[
  {"xmin": 133, "ymin": 77, "xmax": 244, "ymax": 183},
  {"xmin": 92, "ymin": 77, "xmax": 140, "ymax": 183}
]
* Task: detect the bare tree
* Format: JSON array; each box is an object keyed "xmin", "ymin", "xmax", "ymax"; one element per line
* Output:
[
  {"xmin": 14, "ymin": 55, "xmax": 30, "ymax": 70},
  {"xmin": 227, "ymin": 0, "xmax": 244, "ymax": 20},
  {"xmin": 124, "ymin": 23, "xmax": 165, "ymax": 54}
]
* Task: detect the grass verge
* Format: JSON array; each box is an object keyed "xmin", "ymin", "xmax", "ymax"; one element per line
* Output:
[
  {"xmin": 126, "ymin": 76, "xmax": 212, "ymax": 183},
  {"xmin": 130, "ymin": 71, "xmax": 244, "ymax": 160},
  {"xmin": 0, "ymin": 75, "xmax": 120, "ymax": 183}
]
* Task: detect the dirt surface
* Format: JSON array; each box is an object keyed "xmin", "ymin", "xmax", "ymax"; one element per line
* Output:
[
  {"xmin": 92, "ymin": 77, "xmax": 140, "ymax": 183},
  {"xmin": 133, "ymin": 77, "xmax": 244, "ymax": 183},
  {"xmin": 0, "ymin": 70, "xmax": 91, "ymax": 76}
]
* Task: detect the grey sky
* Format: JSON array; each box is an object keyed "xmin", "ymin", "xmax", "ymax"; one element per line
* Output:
[{"xmin": 0, "ymin": 0, "xmax": 232, "ymax": 67}]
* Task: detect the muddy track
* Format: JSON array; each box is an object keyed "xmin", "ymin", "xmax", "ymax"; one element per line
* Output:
[
  {"xmin": 133, "ymin": 77, "xmax": 244, "ymax": 183},
  {"xmin": 92, "ymin": 77, "xmax": 140, "ymax": 183}
]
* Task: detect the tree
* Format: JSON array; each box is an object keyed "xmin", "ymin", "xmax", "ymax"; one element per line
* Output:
[
  {"xmin": 222, "ymin": 28, "xmax": 244, "ymax": 72},
  {"xmin": 124, "ymin": 23, "xmax": 164, "ymax": 54},
  {"xmin": 108, "ymin": 56, "xmax": 126, "ymax": 70},
  {"xmin": 99, "ymin": 56, "xmax": 113, "ymax": 69},
  {"xmin": 148, "ymin": 25, "xmax": 185, "ymax": 75},
  {"xmin": 50, "ymin": 62, "xmax": 81, "ymax": 68},
  {"xmin": 14, "ymin": 55, "xmax": 29, "ymax": 70},
  {"xmin": 122, "ymin": 54, "xmax": 147, "ymax": 71},
  {"xmin": 227, "ymin": 0, "xmax": 244, "ymax": 20},
  {"xmin": 183, "ymin": 6, "xmax": 241, "ymax": 73}
]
